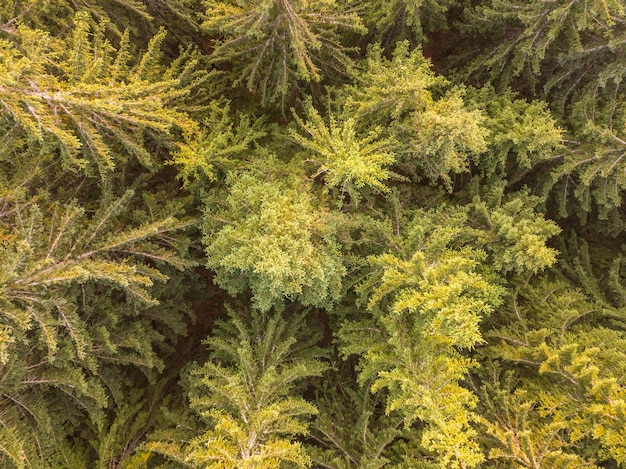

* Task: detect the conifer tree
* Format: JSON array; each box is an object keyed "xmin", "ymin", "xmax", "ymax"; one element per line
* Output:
[
  {"xmin": 140, "ymin": 307, "xmax": 327, "ymax": 468},
  {"xmin": 338, "ymin": 199, "xmax": 559, "ymax": 468},
  {"xmin": 338, "ymin": 42, "xmax": 489, "ymax": 190},
  {"xmin": 460, "ymin": 0, "xmax": 626, "ymax": 219},
  {"xmin": 474, "ymin": 276, "xmax": 626, "ymax": 467},
  {"xmin": 290, "ymin": 99, "xmax": 396, "ymax": 202},
  {"xmin": 200, "ymin": 0, "xmax": 365, "ymax": 108},
  {"xmin": 170, "ymin": 99, "xmax": 267, "ymax": 193},
  {"xmin": 202, "ymin": 171, "xmax": 346, "ymax": 312},
  {"xmin": 307, "ymin": 366, "xmax": 409, "ymax": 468},
  {"xmin": 0, "ymin": 7, "xmax": 203, "ymax": 465},
  {"xmin": 3, "ymin": 1, "xmax": 626, "ymax": 467},
  {"xmin": 0, "ymin": 186, "xmax": 195, "ymax": 466},
  {"xmin": 358, "ymin": 0, "xmax": 454, "ymax": 47},
  {"xmin": 0, "ymin": 0, "xmax": 165, "ymax": 40},
  {"xmin": 0, "ymin": 12, "xmax": 198, "ymax": 177}
]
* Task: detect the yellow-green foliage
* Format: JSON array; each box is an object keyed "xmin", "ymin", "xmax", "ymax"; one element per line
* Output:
[
  {"xmin": 2, "ymin": 1, "xmax": 626, "ymax": 468},
  {"xmin": 340, "ymin": 208, "xmax": 506, "ymax": 468},
  {"xmin": 171, "ymin": 101, "xmax": 266, "ymax": 190},
  {"xmin": 340, "ymin": 42, "xmax": 489, "ymax": 189},
  {"xmin": 141, "ymin": 308, "xmax": 326, "ymax": 468},
  {"xmin": 203, "ymin": 172, "xmax": 345, "ymax": 311},
  {"xmin": 341, "ymin": 42, "xmax": 446, "ymax": 123},
  {"xmin": 465, "ymin": 86, "xmax": 564, "ymax": 182},
  {"xmin": 478, "ymin": 277, "xmax": 626, "ymax": 467},
  {"xmin": 0, "ymin": 13, "xmax": 196, "ymax": 176},
  {"xmin": 470, "ymin": 192, "xmax": 561, "ymax": 274},
  {"xmin": 290, "ymin": 100, "xmax": 396, "ymax": 198}
]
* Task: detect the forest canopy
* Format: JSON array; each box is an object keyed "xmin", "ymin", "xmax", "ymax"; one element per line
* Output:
[{"xmin": 0, "ymin": 0, "xmax": 625, "ymax": 468}]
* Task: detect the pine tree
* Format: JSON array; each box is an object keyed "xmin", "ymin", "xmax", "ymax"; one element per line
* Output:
[
  {"xmin": 0, "ymin": 0, "xmax": 160, "ymax": 40},
  {"xmin": 338, "ymin": 42, "xmax": 489, "ymax": 190},
  {"xmin": 307, "ymin": 366, "xmax": 409, "ymax": 468},
  {"xmin": 170, "ymin": 99, "xmax": 267, "ymax": 193},
  {"xmin": 3, "ymin": 1, "xmax": 626, "ymax": 467},
  {"xmin": 463, "ymin": 85, "xmax": 563, "ymax": 186},
  {"xmin": 0, "ymin": 6, "xmax": 204, "ymax": 465},
  {"xmin": 461, "ymin": 0, "xmax": 625, "ymax": 94}
]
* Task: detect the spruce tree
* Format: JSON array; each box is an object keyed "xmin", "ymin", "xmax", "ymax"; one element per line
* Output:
[
  {"xmin": 0, "ymin": 13, "xmax": 198, "ymax": 177},
  {"xmin": 200, "ymin": 0, "xmax": 365, "ymax": 108},
  {"xmin": 139, "ymin": 307, "xmax": 327, "ymax": 468},
  {"xmin": 0, "ymin": 7, "xmax": 201, "ymax": 465},
  {"xmin": 474, "ymin": 276, "xmax": 626, "ymax": 467},
  {"xmin": 460, "ymin": 0, "xmax": 626, "ymax": 220}
]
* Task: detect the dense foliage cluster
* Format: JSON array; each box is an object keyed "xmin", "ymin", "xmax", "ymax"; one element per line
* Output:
[{"xmin": 1, "ymin": 1, "xmax": 625, "ymax": 467}]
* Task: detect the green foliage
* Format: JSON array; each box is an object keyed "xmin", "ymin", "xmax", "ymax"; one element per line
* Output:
[
  {"xmin": 460, "ymin": 0, "xmax": 626, "ymax": 218},
  {"xmin": 341, "ymin": 42, "xmax": 445, "ymax": 124},
  {"xmin": 0, "ymin": 188, "xmax": 192, "ymax": 356},
  {"xmin": 336, "ymin": 195, "xmax": 560, "ymax": 467},
  {"xmin": 470, "ymin": 191, "xmax": 561, "ymax": 274},
  {"xmin": 142, "ymin": 307, "xmax": 327, "ymax": 468},
  {"xmin": 341, "ymin": 42, "xmax": 489, "ymax": 189},
  {"xmin": 0, "ymin": 0, "xmax": 150, "ymax": 38},
  {"xmin": 201, "ymin": 0, "xmax": 365, "ymax": 108},
  {"xmin": 290, "ymin": 100, "xmax": 396, "ymax": 200},
  {"xmin": 465, "ymin": 86, "xmax": 564, "ymax": 183},
  {"xmin": 2, "ymin": 0, "xmax": 626, "ymax": 467},
  {"xmin": 463, "ymin": 0, "xmax": 625, "ymax": 93},
  {"xmin": 358, "ymin": 0, "xmax": 455, "ymax": 46},
  {"xmin": 339, "ymin": 207, "xmax": 504, "ymax": 468},
  {"xmin": 478, "ymin": 375, "xmax": 602, "ymax": 469},
  {"xmin": 0, "ymin": 13, "xmax": 197, "ymax": 176},
  {"xmin": 476, "ymin": 276, "xmax": 626, "ymax": 467},
  {"xmin": 307, "ymin": 367, "xmax": 408, "ymax": 468},
  {"xmin": 171, "ymin": 100, "xmax": 267, "ymax": 191},
  {"xmin": 0, "ymin": 187, "xmax": 195, "ymax": 466},
  {"xmin": 395, "ymin": 86, "xmax": 487, "ymax": 187},
  {"xmin": 202, "ymin": 172, "xmax": 345, "ymax": 311},
  {"xmin": 547, "ymin": 82, "xmax": 626, "ymax": 219}
]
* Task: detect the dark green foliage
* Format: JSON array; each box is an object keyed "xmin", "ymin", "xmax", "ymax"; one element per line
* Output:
[
  {"xmin": 0, "ymin": 186, "xmax": 195, "ymax": 466},
  {"xmin": 461, "ymin": 0, "xmax": 625, "ymax": 95},
  {"xmin": 0, "ymin": 6, "xmax": 202, "ymax": 466},
  {"xmin": 358, "ymin": 0, "xmax": 455, "ymax": 47},
  {"xmin": 307, "ymin": 367, "xmax": 408, "ymax": 468},
  {"xmin": 200, "ymin": 0, "xmax": 365, "ymax": 109},
  {"xmin": 459, "ymin": 0, "xmax": 626, "ymax": 219}
]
